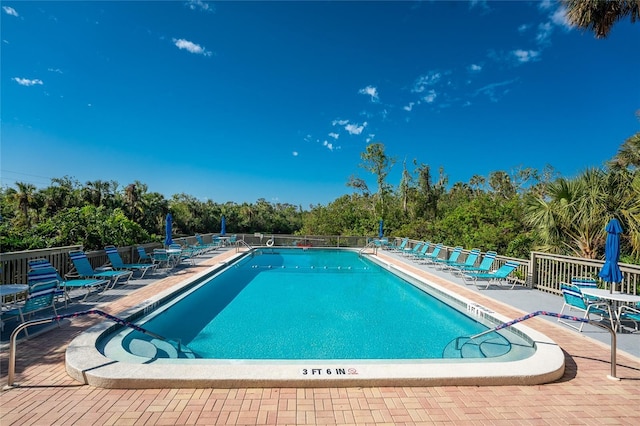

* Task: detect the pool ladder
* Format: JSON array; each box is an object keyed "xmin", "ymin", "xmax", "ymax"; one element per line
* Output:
[
  {"xmin": 358, "ymin": 241, "xmax": 378, "ymax": 256},
  {"xmin": 4, "ymin": 309, "xmax": 186, "ymax": 389}
]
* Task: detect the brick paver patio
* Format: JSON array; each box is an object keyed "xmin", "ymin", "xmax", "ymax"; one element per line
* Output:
[{"xmin": 1, "ymin": 249, "xmax": 639, "ymax": 425}]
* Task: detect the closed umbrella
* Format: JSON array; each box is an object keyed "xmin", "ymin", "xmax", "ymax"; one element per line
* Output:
[
  {"xmin": 378, "ymin": 219, "xmax": 384, "ymax": 239},
  {"xmin": 164, "ymin": 213, "xmax": 173, "ymax": 247},
  {"xmin": 598, "ymin": 218, "xmax": 623, "ymax": 293},
  {"xmin": 221, "ymin": 215, "xmax": 226, "ymax": 236}
]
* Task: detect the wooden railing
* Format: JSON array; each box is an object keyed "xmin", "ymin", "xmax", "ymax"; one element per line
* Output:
[{"xmin": 2, "ymin": 236, "xmax": 639, "ymax": 296}]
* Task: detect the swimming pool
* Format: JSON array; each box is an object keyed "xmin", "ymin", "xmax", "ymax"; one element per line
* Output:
[{"xmin": 67, "ymin": 248, "xmax": 565, "ymax": 387}]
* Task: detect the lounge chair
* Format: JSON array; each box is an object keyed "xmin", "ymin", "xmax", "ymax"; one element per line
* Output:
[
  {"xmin": 462, "ymin": 261, "xmax": 520, "ymax": 289},
  {"xmin": 558, "ymin": 284, "xmax": 613, "ymax": 332},
  {"xmin": 443, "ymin": 248, "xmax": 481, "ymax": 271},
  {"xmin": 151, "ymin": 248, "xmax": 172, "ymax": 269},
  {"xmin": 1, "ymin": 280, "xmax": 60, "ymax": 336},
  {"xmin": 104, "ymin": 246, "xmax": 157, "ymax": 279},
  {"xmin": 452, "ymin": 251, "xmax": 497, "ymax": 276},
  {"xmin": 401, "ymin": 242, "xmax": 424, "ymax": 257},
  {"xmin": 195, "ymin": 234, "xmax": 219, "ymax": 252},
  {"xmin": 28, "ymin": 259, "xmax": 107, "ymax": 304},
  {"xmin": 432, "ymin": 246, "xmax": 463, "ymax": 269},
  {"xmin": 68, "ymin": 250, "xmax": 132, "ymax": 290},
  {"xmin": 136, "ymin": 246, "xmax": 155, "ymax": 263},
  {"xmin": 168, "ymin": 243, "xmax": 196, "ymax": 266},
  {"xmin": 416, "ymin": 243, "xmax": 443, "ymax": 264},
  {"xmin": 410, "ymin": 242, "xmax": 431, "ymax": 261},
  {"xmin": 570, "ymin": 276, "xmax": 599, "ymax": 301},
  {"xmin": 618, "ymin": 305, "xmax": 640, "ymax": 331},
  {"xmin": 391, "ymin": 238, "xmax": 409, "ymax": 252}
]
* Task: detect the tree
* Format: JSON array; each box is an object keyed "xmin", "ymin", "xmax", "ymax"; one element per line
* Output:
[
  {"xmin": 13, "ymin": 182, "xmax": 36, "ymax": 228},
  {"xmin": 609, "ymin": 132, "xmax": 640, "ymax": 170},
  {"xmin": 562, "ymin": 0, "xmax": 640, "ymax": 38},
  {"xmin": 357, "ymin": 143, "xmax": 396, "ymax": 218}
]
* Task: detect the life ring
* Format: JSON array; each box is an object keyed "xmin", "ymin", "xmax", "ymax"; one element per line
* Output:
[{"xmin": 266, "ymin": 239, "xmax": 274, "ymax": 247}]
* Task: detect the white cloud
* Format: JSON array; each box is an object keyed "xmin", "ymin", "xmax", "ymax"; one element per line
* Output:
[
  {"xmin": 332, "ymin": 119, "xmax": 349, "ymax": 126},
  {"xmin": 345, "ymin": 122, "xmax": 367, "ymax": 135},
  {"xmin": 512, "ymin": 49, "xmax": 540, "ymax": 63},
  {"xmin": 358, "ymin": 85, "xmax": 379, "ymax": 102},
  {"xmin": 538, "ymin": 0, "xmax": 553, "ymax": 10},
  {"xmin": 292, "ymin": 151, "xmax": 298, "ymax": 157},
  {"xmin": 48, "ymin": 68, "xmax": 63, "ymax": 74},
  {"xmin": 2, "ymin": 6, "xmax": 18, "ymax": 17},
  {"xmin": 473, "ymin": 79, "xmax": 517, "ymax": 102},
  {"xmin": 13, "ymin": 77, "xmax": 43, "ymax": 86},
  {"xmin": 172, "ymin": 38, "xmax": 212, "ymax": 56},
  {"xmin": 328, "ymin": 132, "xmax": 339, "ymax": 139},
  {"xmin": 403, "ymin": 102, "xmax": 415, "ymax": 112},
  {"xmin": 536, "ymin": 22, "xmax": 553, "ymax": 45},
  {"xmin": 186, "ymin": 0, "xmax": 214, "ymax": 13},
  {"xmin": 468, "ymin": 64, "xmax": 482, "ymax": 72},
  {"xmin": 412, "ymin": 71, "xmax": 442, "ymax": 93},
  {"xmin": 518, "ymin": 23, "xmax": 530, "ymax": 33},
  {"xmin": 323, "ymin": 141, "xmax": 334, "ymax": 151},
  {"xmin": 423, "ymin": 90, "xmax": 437, "ymax": 103},
  {"xmin": 551, "ymin": 6, "xmax": 572, "ymax": 30}
]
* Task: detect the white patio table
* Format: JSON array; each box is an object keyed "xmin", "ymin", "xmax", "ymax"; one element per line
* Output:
[{"xmin": 580, "ymin": 288, "xmax": 640, "ymax": 332}]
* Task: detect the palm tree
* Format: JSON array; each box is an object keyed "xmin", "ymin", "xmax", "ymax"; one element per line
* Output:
[
  {"xmin": 561, "ymin": 0, "xmax": 640, "ymax": 38},
  {"xmin": 13, "ymin": 182, "xmax": 36, "ymax": 228},
  {"xmin": 609, "ymin": 132, "xmax": 640, "ymax": 170}
]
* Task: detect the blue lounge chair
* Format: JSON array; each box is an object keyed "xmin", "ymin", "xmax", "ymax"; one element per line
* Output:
[
  {"xmin": 432, "ymin": 246, "xmax": 463, "ymax": 269},
  {"xmin": 136, "ymin": 246, "xmax": 155, "ymax": 263},
  {"xmin": 443, "ymin": 248, "xmax": 481, "ymax": 271},
  {"xmin": 151, "ymin": 248, "xmax": 172, "ymax": 269},
  {"xmin": 558, "ymin": 284, "xmax": 613, "ymax": 332},
  {"xmin": 195, "ymin": 234, "xmax": 219, "ymax": 252},
  {"xmin": 104, "ymin": 246, "xmax": 157, "ymax": 279},
  {"xmin": 462, "ymin": 261, "xmax": 520, "ymax": 289},
  {"xmin": 391, "ymin": 238, "xmax": 409, "ymax": 252},
  {"xmin": 68, "ymin": 250, "xmax": 132, "ymax": 290},
  {"xmin": 453, "ymin": 251, "xmax": 497, "ymax": 276},
  {"xmin": 1, "ymin": 280, "xmax": 60, "ymax": 336},
  {"xmin": 28, "ymin": 259, "xmax": 107, "ymax": 304}
]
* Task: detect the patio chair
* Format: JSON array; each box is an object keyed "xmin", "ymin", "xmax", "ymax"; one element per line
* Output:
[
  {"xmin": 462, "ymin": 261, "xmax": 520, "ymax": 289},
  {"xmin": 452, "ymin": 251, "xmax": 497, "ymax": 276},
  {"xmin": 151, "ymin": 248, "xmax": 172, "ymax": 269},
  {"xmin": 28, "ymin": 259, "xmax": 107, "ymax": 304},
  {"xmin": 169, "ymin": 243, "xmax": 196, "ymax": 266},
  {"xmin": 416, "ymin": 243, "xmax": 443, "ymax": 264},
  {"xmin": 409, "ymin": 242, "xmax": 431, "ymax": 261},
  {"xmin": 570, "ymin": 276, "xmax": 600, "ymax": 301},
  {"xmin": 1, "ymin": 280, "xmax": 60, "ymax": 336},
  {"xmin": 104, "ymin": 246, "xmax": 157, "ymax": 279},
  {"xmin": 387, "ymin": 237, "xmax": 408, "ymax": 252},
  {"xmin": 618, "ymin": 305, "xmax": 640, "ymax": 331},
  {"xmin": 136, "ymin": 246, "xmax": 155, "ymax": 263},
  {"xmin": 443, "ymin": 248, "xmax": 481, "ymax": 271},
  {"xmin": 432, "ymin": 246, "xmax": 463, "ymax": 269},
  {"xmin": 195, "ymin": 234, "xmax": 219, "ymax": 252},
  {"xmin": 68, "ymin": 250, "xmax": 133, "ymax": 290},
  {"xmin": 401, "ymin": 242, "xmax": 424, "ymax": 257},
  {"xmin": 558, "ymin": 283, "xmax": 613, "ymax": 332}
]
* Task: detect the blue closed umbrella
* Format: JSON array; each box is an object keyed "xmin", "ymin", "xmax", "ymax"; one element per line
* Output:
[
  {"xmin": 378, "ymin": 219, "xmax": 384, "ymax": 238},
  {"xmin": 221, "ymin": 215, "xmax": 226, "ymax": 236},
  {"xmin": 164, "ymin": 213, "xmax": 173, "ymax": 247},
  {"xmin": 599, "ymin": 218, "xmax": 623, "ymax": 293}
]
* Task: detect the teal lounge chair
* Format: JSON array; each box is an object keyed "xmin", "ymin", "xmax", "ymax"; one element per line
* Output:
[
  {"xmin": 462, "ymin": 261, "xmax": 521, "ymax": 289},
  {"xmin": 453, "ymin": 251, "xmax": 497, "ymax": 276},
  {"xmin": 28, "ymin": 259, "xmax": 107, "ymax": 304},
  {"xmin": 1, "ymin": 280, "xmax": 60, "ymax": 336},
  {"xmin": 619, "ymin": 305, "xmax": 640, "ymax": 331},
  {"xmin": 136, "ymin": 246, "xmax": 154, "ymax": 263},
  {"xmin": 401, "ymin": 242, "xmax": 424, "ymax": 257},
  {"xmin": 68, "ymin": 250, "xmax": 132, "ymax": 290},
  {"xmin": 391, "ymin": 238, "xmax": 409, "ymax": 252},
  {"xmin": 432, "ymin": 246, "xmax": 463, "ymax": 269},
  {"xmin": 443, "ymin": 248, "xmax": 480, "ymax": 271},
  {"xmin": 410, "ymin": 242, "xmax": 431, "ymax": 261},
  {"xmin": 105, "ymin": 246, "xmax": 157, "ymax": 279},
  {"xmin": 416, "ymin": 243, "xmax": 443, "ymax": 264},
  {"xmin": 558, "ymin": 284, "xmax": 613, "ymax": 332}
]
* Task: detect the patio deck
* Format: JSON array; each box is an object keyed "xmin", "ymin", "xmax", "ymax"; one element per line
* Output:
[{"xmin": 1, "ymin": 247, "xmax": 639, "ymax": 425}]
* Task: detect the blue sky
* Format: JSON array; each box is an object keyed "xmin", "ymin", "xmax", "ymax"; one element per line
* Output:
[{"xmin": 2, "ymin": 1, "xmax": 638, "ymax": 208}]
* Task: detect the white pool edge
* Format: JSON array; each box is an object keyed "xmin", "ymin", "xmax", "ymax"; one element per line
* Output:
[{"xmin": 66, "ymin": 250, "xmax": 565, "ymax": 388}]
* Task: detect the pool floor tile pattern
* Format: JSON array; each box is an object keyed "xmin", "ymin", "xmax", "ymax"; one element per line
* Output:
[{"xmin": 1, "ymin": 249, "xmax": 639, "ymax": 425}]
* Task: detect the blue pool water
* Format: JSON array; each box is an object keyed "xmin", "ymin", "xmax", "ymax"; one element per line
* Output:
[{"xmin": 102, "ymin": 249, "xmax": 525, "ymax": 360}]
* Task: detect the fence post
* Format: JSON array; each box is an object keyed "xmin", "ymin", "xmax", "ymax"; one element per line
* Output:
[{"xmin": 529, "ymin": 251, "xmax": 538, "ymax": 289}]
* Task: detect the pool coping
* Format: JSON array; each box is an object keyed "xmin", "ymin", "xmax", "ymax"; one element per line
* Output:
[{"xmin": 65, "ymin": 249, "xmax": 565, "ymax": 388}]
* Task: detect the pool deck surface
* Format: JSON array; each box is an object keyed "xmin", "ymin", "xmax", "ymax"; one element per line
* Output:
[{"xmin": 1, "ymin": 246, "xmax": 639, "ymax": 425}]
